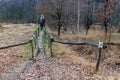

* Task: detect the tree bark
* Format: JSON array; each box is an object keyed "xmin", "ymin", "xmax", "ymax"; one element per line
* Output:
[
  {"xmin": 77, "ymin": 1, "xmax": 80, "ymax": 32},
  {"xmin": 58, "ymin": 26, "xmax": 61, "ymax": 36}
]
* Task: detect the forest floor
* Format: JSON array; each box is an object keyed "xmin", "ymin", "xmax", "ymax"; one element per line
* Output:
[
  {"xmin": 0, "ymin": 23, "xmax": 36, "ymax": 80},
  {"xmin": 0, "ymin": 24, "xmax": 120, "ymax": 80},
  {"xmin": 17, "ymin": 42, "xmax": 120, "ymax": 80},
  {"xmin": 50, "ymin": 28, "xmax": 120, "ymax": 80},
  {"xmin": 18, "ymin": 27, "xmax": 120, "ymax": 80}
]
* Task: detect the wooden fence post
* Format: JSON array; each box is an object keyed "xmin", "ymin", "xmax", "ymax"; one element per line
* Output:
[
  {"xmin": 35, "ymin": 30, "xmax": 37, "ymax": 39},
  {"xmin": 32, "ymin": 33, "xmax": 36, "ymax": 48},
  {"xmin": 35, "ymin": 30, "xmax": 38, "ymax": 48},
  {"xmin": 96, "ymin": 40, "xmax": 103, "ymax": 71},
  {"xmin": 48, "ymin": 36, "xmax": 50, "ymax": 48},
  {"xmin": 96, "ymin": 48, "xmax": 102, "ymax": 71},
  {"xmin": 38, "ymin": 27, "xmax": 40, "ymax": 35},
  {"xmin": 30, "ymin": 39, "xmax": 34, "ymax": 59},
  {"xmin": 50, "ymin": 35, "xmax": 54, "ymax": 57}
]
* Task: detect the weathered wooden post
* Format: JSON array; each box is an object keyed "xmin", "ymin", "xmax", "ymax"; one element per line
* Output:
[
  {"xmin": 30, "ymin": 38, "xmax": 34, "ymax": 59},
  {"xmin": 44, "ymin": 29, "xmax": 47, "ymax": 42},
  {"xmin": 32, "ymin": 33, "xmax": 36, "ymax": 48},
  {"xmin": 48, "ymin": 35, "xmax": 50, "ymax": 48},
  {"xmin": 49, "ymin": 35, "xmax": 54, "ymax": 57},
  {"xmin": 35, "ymin": 30, "xmax": 37, "ymax": 39},
  {"xmin": 35, "ymin": 30, "xmax": 38, "ymax": 48},
  {"xmin": 96, "ymin": 40, "xmax": 103, "ymax": 71},
  {"xmin": 38, "ymin": 27, "xmax": 40, "ymax": 35}
]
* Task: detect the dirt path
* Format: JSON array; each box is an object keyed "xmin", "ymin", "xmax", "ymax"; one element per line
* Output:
[
  {"xmin": 17, "ymin": 53, "xmax": 51, "ymax": 80},
  {"xmin": 17, "ymin": 32, "xmax": 51, "ymax": 80}
]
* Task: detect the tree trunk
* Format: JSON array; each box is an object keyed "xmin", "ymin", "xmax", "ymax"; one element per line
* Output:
[
  {"xmin": 58, "ymin": 26, "xmax": 61, "ymax": 36},
  {"xmin": 86, "ymin": 29, "xmax": 88, "ymax": 35},
  {"xmin": 105, "ymin": 25, "xmax": 108, "ymax": 36},
  {"xmin": 85, "ymin": 26, "xmax": 89, "ymax": 35},
  {"xmin": 77, "ymin": 1, "xmax": 80, "ymax": 33},
  {"xmin": 108, "ymin": 27, "xmax": 111, "ymax": 42}
]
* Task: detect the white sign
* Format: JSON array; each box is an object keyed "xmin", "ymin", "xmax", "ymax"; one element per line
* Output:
[{"xmin": 98, "ymin": 40, "xmax": 103, "ymax": 48}]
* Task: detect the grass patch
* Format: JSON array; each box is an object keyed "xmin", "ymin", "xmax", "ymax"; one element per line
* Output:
[
  {"xmin": 21, "ymin": 50, "xmax": 31, "ymax": 58},
  {"xmin": 45, "ymin": 26, "xmax": 51, "ymax": 34},
  {"xmin": 60, "ymin": 51, "xmax": 65, "ymax": 56},
  {"xmin": 43, "ymin": 37, "xmax": 49, "ymax": 47},
  {"xmin": 20, "ymin": 43, "xmax": 31, "ymax": 58},
  {"xmin": 111, "ymin": 33, "xmax": 120, "ymax": 42},
  {"xmin": 25, "ymin": 23, "xmax": 33, "ymax": 26}
]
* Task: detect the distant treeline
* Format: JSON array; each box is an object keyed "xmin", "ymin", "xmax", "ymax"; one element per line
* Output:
[
  {"xmin": 0, "ymin": 0, "xmax": 42, "ymax": 23},
  {"xmin": 0, "ymin": 0, "xmax": 120, "ymax": 28}
]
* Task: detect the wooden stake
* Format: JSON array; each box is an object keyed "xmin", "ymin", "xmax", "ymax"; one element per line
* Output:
[
  {"xmin": 30, "ymin": 39, "xmax": 34, "ymax": 59},
  {"xmin": 50, "ymin": 35, "xmax": 54, "ymax": 57},
  {"xmin": 96, "ymin": 48, "xmax": 102, "ymax": 71}
]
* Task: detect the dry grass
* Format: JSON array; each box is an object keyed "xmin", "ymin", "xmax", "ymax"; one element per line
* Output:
[
  {"xmin": 0, "ymin": 23, "xmax": 36, "ymax": 78},
  {"xmin": 0, "ymin": 23, "xmax": 36, "ymax": 46},
  {"xmin": 52, "ymin": 42, "xmax": 120, "ymax": 80},
  {"xmin": 52, "ymin": 28, "xmax": 120, "ymax": 43},
  {"xmin": 51, "ymin": 28, "xmax": 120, "ymax": 79}
]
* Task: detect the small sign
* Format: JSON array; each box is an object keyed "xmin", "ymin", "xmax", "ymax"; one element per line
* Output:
[{"xmin": 98, "ymin": 40, "xmax": 103, "ymax": 48}]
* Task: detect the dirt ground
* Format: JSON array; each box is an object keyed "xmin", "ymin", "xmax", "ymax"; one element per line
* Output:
[
  {"xmin": 51, "ymin": 43, "xmax": 120, "ymax": 80},
  {"xmin": 0, "ymin": 23, "xmax": 36, "ymax": 79},
  {"xmin": 0, "ymin": 24, "xmax": 120, "ymax": 80},
  {"xmin": 17, "ymin": 27, "xmax": 120, "ymax": 80},
  {"xmin": 50, "ymin": 28, "xmax": 120, "ymax": 80},
  {"xmin": 17, "ymin": 42, "xmax": 120, "ymax": 80}
]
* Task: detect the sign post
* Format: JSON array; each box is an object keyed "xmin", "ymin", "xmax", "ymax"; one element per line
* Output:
[{"xmin": 96, "ymin": 40, "xmax": 103, "ymax": 71}]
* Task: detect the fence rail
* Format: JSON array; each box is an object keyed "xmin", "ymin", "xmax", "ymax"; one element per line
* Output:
[
  {"xmin": 54, "ymin": 39, "xmax": 98, "ymax": 47},
  {"xmin": 0, "ymin": 41, "xmax": 30, "ymax": 50},
  {"xmin": 104, "ymin": 42, "xmax": 120, "ymax": 46}
]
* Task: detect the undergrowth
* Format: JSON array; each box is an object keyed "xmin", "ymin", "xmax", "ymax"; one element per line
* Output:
[{"xmin": 20, "ymin": 43, "xmax": 31, "ymax": 58}]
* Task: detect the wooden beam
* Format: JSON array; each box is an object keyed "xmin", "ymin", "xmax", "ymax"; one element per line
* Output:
[
  {"xmin": 53, "ymin": 39, "xmax": 98, "ymax": 47},
  {"xmin": 104, "ymin": 42, "xmax": 120, "ymax": 46},
  {"xmin": 96, "ymin": 48, "xmax": 102, "ymax": 71},
  {"xmin": 0, "ymin": 41, "xmax": 30, "ymax": 50}
]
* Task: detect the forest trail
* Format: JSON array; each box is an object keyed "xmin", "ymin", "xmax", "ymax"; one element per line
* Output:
[
  {"xmin": 15, "ymin": 31, "xmax": 90, "ymax": 80},
  {"xmin": 17, "ymin": 32, "xmax": 51, "ymax": 80}
]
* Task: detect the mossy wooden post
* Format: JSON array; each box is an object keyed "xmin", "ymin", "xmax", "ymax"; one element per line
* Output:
[
  {"xmin": 38, "ymin": 27, "xmax": 40, "ymax": 35},
  {"xmin": 30, "ymin": 38, "xmax": 34, "ymax": 59},
  {"xmin": 32, "ymin": 33, "xmax": 36, "ymax": 48},
  {"xmin": 44, "ymin": 29, "xmax": 46, "ymax": 42},
  {"xmin": 35, "ymin": 30, "xmax": 37, "ymax": 39},
  {"xmin": 50, "ymin": 35, "xmax": 54, "ymax": 57},
  {"xmin": 37, "ymin": 27, "xmax": 39, "ymax": 37},
  {"xmin": 48, "ymin": 35, "xmax": 50, "ymax": 48},
  {"xmin": 35, "ymin": 30, "xmax": 38, "ymax": 48},
  {"xmin": 96, "ymin": 40, "xmax": 103, "ymax": 71}
]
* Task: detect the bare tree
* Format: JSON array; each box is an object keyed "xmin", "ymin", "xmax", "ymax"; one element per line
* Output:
[
  {"xmin": 81, "ymin": 0, "xmax": 93, "ymax": 35},
  {"xmin": 40, "ymin": 0, "xmax": 77, "ymax": 36},
  {"xmin": 0, "ymin": 0, "xmax": 40, "ymax": 23},
  {"xmin": 95, "ymin": 0, "xmax": 118, "ymax": 35}
]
